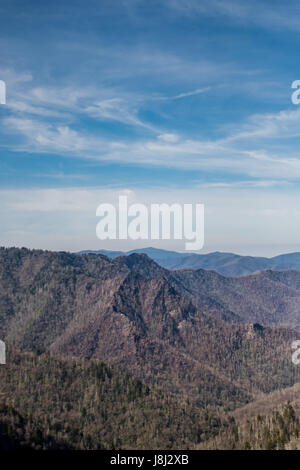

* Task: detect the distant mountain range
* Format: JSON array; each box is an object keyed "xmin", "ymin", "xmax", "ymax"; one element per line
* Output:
[{"xmin": 78, "ymin": 247, "xmax": 300, "ymax": 276}]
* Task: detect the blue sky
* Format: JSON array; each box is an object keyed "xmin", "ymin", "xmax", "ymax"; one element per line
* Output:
[{"xmin": 1, "ymin": 0, "xmax": 300, "ymax": 255}]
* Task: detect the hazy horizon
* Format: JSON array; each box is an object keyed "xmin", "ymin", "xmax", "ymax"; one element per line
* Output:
[{"xmin": 3, "ymin": 243, "xmax": 300, "ymax": 259}]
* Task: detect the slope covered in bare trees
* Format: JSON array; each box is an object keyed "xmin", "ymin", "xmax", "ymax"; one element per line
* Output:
[{"xmin": 0, "ymin": 247, "xmax": 300, "ymax": 410}]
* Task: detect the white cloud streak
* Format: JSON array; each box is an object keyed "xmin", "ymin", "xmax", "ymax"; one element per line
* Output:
[
  {"xmin": 3, "ymin": 101, "xmax": 300, "ymax": 180},
  {"xmin": 2, "ymin": 66, "xmax": 300, "ymax": 182},
  {"xmin": 156, "ymin": 87, "xmax": 211, "ymax": 101}
]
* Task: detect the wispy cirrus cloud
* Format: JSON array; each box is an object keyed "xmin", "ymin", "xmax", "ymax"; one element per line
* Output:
[
  {"xmin": 2, "ymin": 117, "xmax": 108, "ymax": 156},
  {"xmin": 85, "ymin": 98, "xmax": 159, "ymax": 131},
  {"xmin": 155, "ymin": 87, "xmax": 211, "ymax": 101},
  {"xmin": 3, "ymin": 101, "xmax": 300, "ymax": 181},
  {"xmin": 2, "ymin": 73, "xmax": 164, "ymax": 135}
]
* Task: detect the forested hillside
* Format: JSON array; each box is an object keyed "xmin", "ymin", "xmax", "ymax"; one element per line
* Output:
[
  {"xmin": 199, "ymin": 383, "xmax": 300, "ymax": 450},
  {"xmin": 1, "ymin": 248, "xmax": 300, "ymax": 410},
  {"xmin": 1, "ymin": 247, "xmax": 300, "ymax": 450},
  {"xmin": 0, "ymin": 348, "xmax": 225, "ymax": 450}
]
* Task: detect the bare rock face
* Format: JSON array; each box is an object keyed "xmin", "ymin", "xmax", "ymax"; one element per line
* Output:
[{"xmin": 0, "ymin": 340, "xmax": 5, "ymax": 364}]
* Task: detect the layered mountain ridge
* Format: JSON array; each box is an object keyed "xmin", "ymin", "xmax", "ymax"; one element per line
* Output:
[
  {"xmin": 79, "ymin": 247, "xmax": 300, "ymax": 276},
  {"xmin": 1, "ymin": 246, "xmax": 300, "ymax": 411}
]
